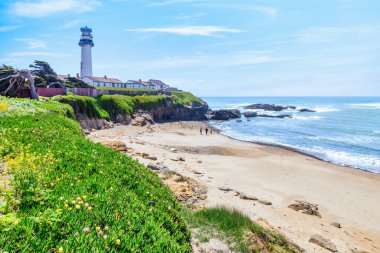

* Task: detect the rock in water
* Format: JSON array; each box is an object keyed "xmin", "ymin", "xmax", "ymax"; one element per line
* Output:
[
  {"xmin": 257, "ymin": 114, "xmax": 292, "ymax": 119},
  {"xmin": 243, "ymin": 104, "xmax": 296, "ymax": 111},
  {"xmin": 210, "ymin": 109, "xmax": 241, "ymax": 120},
  {"xmin": 309, "ymin": 235, "xmax": 338, "ymax": 252},
  {"xmin": 243, "ymin": 111, "xmax": 258, "ymax": 118},
  {"xmin": 299, "ymin": 108, "xmax": 316, "ymax": 113}
]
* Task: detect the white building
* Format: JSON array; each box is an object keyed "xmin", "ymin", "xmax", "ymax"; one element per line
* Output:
[
  {"xmin": 147, "ymin": 79, "xmax": 170, "ymax": 90},
  {"xmin": 125, "ymin": 80, "xmax": 156, "ymax": 89},
  {"xmin": 79, "ymin": 26, "xmax": 94, "ymax": 79},
  {"xmin": 83, "ymin": 76, "xmax": 124, "ymax": 87}
]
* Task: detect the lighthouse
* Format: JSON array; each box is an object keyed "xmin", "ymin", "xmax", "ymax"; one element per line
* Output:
[{"xmin": 79, "ymin": 26, "xmax": 94, "ymax": 79}]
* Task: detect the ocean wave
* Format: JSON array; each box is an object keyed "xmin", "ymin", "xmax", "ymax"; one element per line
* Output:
[
  {"xmin": 312, "ymin": 106, "xmax": 340, "ymax": 113},
  {"xmin": 349, "ymin": 103, "xmax": 380, "ymax": 109},
  {"xmin": 307, "ymin": 135, "xmax": 376, "ymax": 144},
  {"xmin": 293, "ymin": 115, "xmax": 323, "ymax": 121},
  {"xmin": 374, "ymin": 131, "xmax": 380, "ymax": 135},
  {"xmin": 300, "ymin": 146, "xmax": 380, "ymax": 173}
]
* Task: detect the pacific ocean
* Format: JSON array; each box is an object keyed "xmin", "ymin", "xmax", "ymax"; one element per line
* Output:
[{"xmin": 204, "ymin": 97, "xmax": 380, "ymax": 174}]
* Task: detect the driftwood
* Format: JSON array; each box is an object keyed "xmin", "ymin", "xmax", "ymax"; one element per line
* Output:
[{"xmin": 0, "ymin": 70, "xmax": 38, "ymax": 100}]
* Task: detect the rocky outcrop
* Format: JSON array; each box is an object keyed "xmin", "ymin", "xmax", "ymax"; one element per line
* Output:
[
  {"xmin": 158, "ymin": 170, "xmax": 208, "ymax": 209},
  {"xmin": 309, "ymin": 235, "xmax": 338, "ymax": 252},
  {"xmin": 147, "ymin": 104, "xmax": 208, "ymax": 122},
  {"xmin": 131, "ymin": 111, "xmax": 154, "ymax": 126},
  {"xmin": 77, "ymin": 114, "xmax": 114, "ymax": 130},
  {"xmin": 244, "ymin": 104, "xmax": 296, "ymax": 111},
  {"xmin": 299, "ymin": 108, "xmax": 316, "ymax": 113},
  {"xmin": 210, "ymin": 109, "xmax": 241, "ymax": 120},
  {"xmin": 288, "ymin": 200, "xmax": 321, "ymax": 218},
  {"xmin": 258, "ymin": 114, "xmax": 292, "ymax": 119},
  {"xmin": 243, "ymin": 111, "xmax": 258, "ymax": 117}
]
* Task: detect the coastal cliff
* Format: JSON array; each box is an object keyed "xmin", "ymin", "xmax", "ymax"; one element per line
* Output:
[
  {"xmin": 146, "ymin": 98, "xmax": 208, "ymax": 122},
  {"xmin": 53, "ymin": 91, "xmax": 208, "ymax": 129}
]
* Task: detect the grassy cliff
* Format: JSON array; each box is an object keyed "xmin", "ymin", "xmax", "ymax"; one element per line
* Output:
[
  {"xmin": 0, "ymin": 97, "xmax": 191, "ymax": 252},
  {"xmin": 53, "ymin": 92, "xmax": 206, "ymax": 121}
]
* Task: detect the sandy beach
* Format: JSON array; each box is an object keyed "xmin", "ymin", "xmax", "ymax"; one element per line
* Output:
[{"xmin": 88, "ymin": 122, "xmax": 380, "ymax": 253}]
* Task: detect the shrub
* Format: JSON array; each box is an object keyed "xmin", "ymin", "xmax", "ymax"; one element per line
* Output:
[
  {"xmin": 171, "ymin": 91, "xmax": 205, "ymax": 107},
  {"xmin": 52, "ymin": 94, "xmax": 109, "ymax": 119},
  {"xmin": 134, "ymin": 95, "xmax": 167, "ymax": 110},
  {"xmin": 97, "ymin": 95, "xmax": 136, "ymax": 120}
]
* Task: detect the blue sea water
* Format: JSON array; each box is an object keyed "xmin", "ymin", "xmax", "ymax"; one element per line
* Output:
[{"xmin": 203, "ymin": 97, "xmax": 380, "ymax": 174}]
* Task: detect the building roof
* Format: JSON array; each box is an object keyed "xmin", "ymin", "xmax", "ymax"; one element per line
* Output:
[
  {"xmin": 148, "ymin": 79, "xmax": 169, "ymax": 88},
  {"xmin": 86, "ymin": 76, "xmax": 123, "ymax": 83},
  {"xmin": 126, "ymin": 80, "xmax": 155, "ymax": 86}
]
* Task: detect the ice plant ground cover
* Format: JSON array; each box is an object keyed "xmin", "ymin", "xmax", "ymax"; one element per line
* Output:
[{"xmin": 0, "ymin": 97, "xmax": 191, "ymax": 252}]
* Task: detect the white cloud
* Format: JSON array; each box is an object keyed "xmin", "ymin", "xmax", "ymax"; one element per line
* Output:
[
  {"xmin": 169, "ymin": 13, "xmax": 206, "ymax": 20},
  {"xmin": 59, "ymin": 20, "xmax": 83, "ymax": 29},
  {"xmin": 151, "ymin": 1, "xmax": 278, "ymax": 18},
  {"xmin": 0, "ymin": 25, "xmax": 20, "ymax": 32},
  {"xmin": 198, "ymin": 3, "xmax": 278, "ymax": 18},
  {"xmin": 15, "ymin": 38, "xmax": 47, "ymax": 49},
  {"xmin": 9, "ymin": 51, "xmax": 69, "ymax": 57},
  {"xmin": 125, "ymin": 26, "xmax": 243, "ymax": 36},
  {"xmin": 10, "ymin": 0, "xmax": 100, "ymax": 18}
]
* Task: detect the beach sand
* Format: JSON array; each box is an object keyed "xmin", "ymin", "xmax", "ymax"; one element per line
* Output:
[{"xmin": 88, "ymin": 122, "xmax": 380, "ymax": 252}]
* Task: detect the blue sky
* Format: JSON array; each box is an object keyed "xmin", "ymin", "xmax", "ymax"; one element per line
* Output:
[{"xmin": 0, "ymin": 0, "xmax": 379, "ymax": 96}]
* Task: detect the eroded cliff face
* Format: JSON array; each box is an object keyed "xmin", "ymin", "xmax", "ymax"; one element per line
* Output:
[
  {"xmin": 147, "ymin": 104, "xmax": 208, "ymax": 122},
  {"xmin": 77, "ymin": 102, "xmax": 208, "ymax": 130}
]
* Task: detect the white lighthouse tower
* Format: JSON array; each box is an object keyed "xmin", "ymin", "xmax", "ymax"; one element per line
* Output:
[{"xmin": 79, "ymin": 26, "xmax": 94, "ymax": 79}]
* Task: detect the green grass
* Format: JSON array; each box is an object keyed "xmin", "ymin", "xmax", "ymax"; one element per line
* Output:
[
  {"xmin": 97, "ymin": 95, "xmax": 137, "ymax": 120},
  {"xmin": 184, "ymin": 207, "xmax": 300, "ymax": 253},
  {"xmin": 134, "ymin": 95, "xmax": 168, "ymax": 110},
  {"xmin": 93, "ymin": 86, "xmax": 155, "ymax": 92},
  {"xmin": 0, "ymin": 97, "xmax": 191, "ymax": 252},
  {"xmin": 171, "ymin": 91, "xmax": 206, "ymax": 107},
  {"xmin": 52, "ymin": 94, "xmax": 109, "ymax": 120}
]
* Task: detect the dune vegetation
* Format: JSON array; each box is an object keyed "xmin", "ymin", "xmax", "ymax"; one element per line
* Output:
[{"xmin": 185, "ymin": 207, "xmax": 301, "ymax": 253}]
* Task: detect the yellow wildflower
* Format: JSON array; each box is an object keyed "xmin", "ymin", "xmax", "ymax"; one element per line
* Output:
[
  {"xmin": 58, "ymin": 247, "xmax": 63, "ymax": 253},
  {"xmin": 75, "ymin": 205, "xmax": 80, "ymax": 209},
  {"xmin": 96, "ymin": 226, "xmax": 101, "ymax": 232},
  {"xmin": 116, "ymin": 239, "xmax": 121, "ymax": 246}
]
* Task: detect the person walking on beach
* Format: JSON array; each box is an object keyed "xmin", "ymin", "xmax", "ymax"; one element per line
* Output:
[
  {"xmin": 200, "ymin": 127, "xmax": 203, "ymax": 135},
  {"xmin": 205, "ymin": 127, "xmax": 209, "ymax": 135},
  {"xmin": 210, "ymin": 128, "xmax": 213, "ymax": 135}
]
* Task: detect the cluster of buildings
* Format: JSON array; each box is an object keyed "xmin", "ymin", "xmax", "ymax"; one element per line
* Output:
[{"xmin": 59, "ymin": 26, "xmax": 177, "ymax": 92}]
